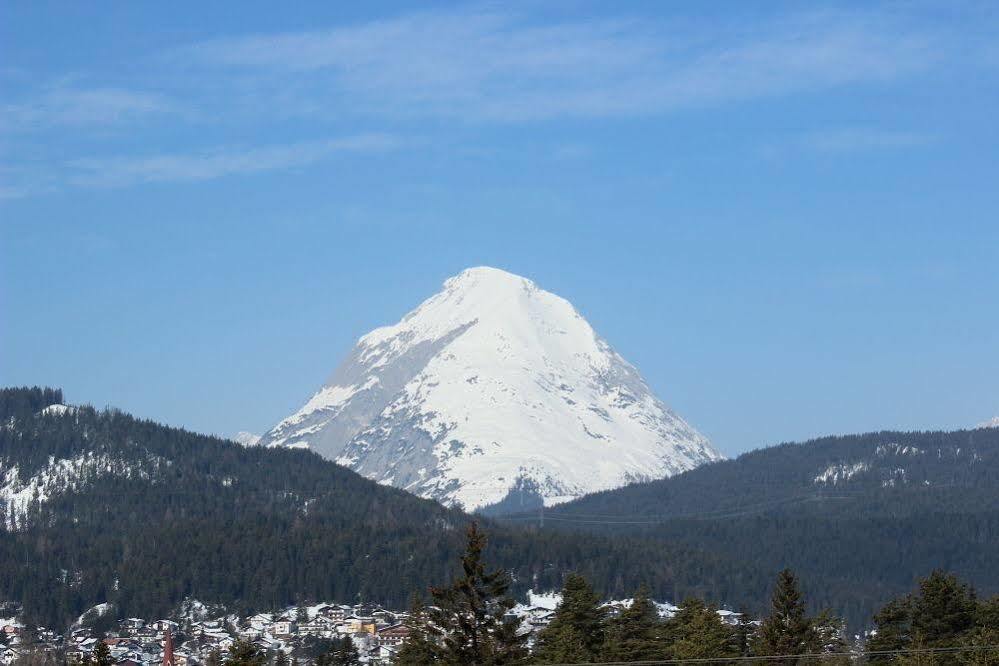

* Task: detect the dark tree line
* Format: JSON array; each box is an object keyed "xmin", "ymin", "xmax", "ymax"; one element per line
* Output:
[
  {"xmin": 397, "ymin": 524, "xmax": 848, "ymax": 665},
  {"xmin": 508, "ymin": 427, "xmax": 999, "ymax": 627},
  {"xmin": 869, "ymin": 570, "xmax": 999, "ymax": 665},
  {"xmin": 3, "ymin": 386, "xmax": 999, "ymax": 632},
  {"xmin": 0, "ymin": 388, "xmax": 759, "ymax": 628}
]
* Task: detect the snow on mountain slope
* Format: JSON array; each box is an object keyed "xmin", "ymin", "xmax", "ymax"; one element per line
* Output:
[
  {"xmin": 0, "ymin": 452, "xmax": 173, "ymax": 530},
  {"xmin": 233, "ymin": 431, "xmax": 262, "ymax": 446},
  {"xmin": 978, "ymin": 416, "xmax": 999, "ymax": 429},
  {"xmin": 259, "ymin": 267, "xmax": 721, "ymax": 510}
]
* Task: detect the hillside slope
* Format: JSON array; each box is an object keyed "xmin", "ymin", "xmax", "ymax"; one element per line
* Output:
[
  {"xmin": 505, "ymin": 428, "xmax": 999, "ymax": 626},
  {"xmin": 0, "ymin": 387, "xmax": 746, "ymax": 629}
]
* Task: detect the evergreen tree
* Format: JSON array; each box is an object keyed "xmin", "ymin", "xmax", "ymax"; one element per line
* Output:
[
  {"xmin": 393, "ymin": 595, "xmax": 443, "ymax": 665},
  {"xmin": 91, "ymin": 642, "xmax": 112, "ymax": 666},
  {"xmin": 316, "ymin": 637, "xmax": 359, "ymax": 666},
  {"xmin": 869, "ymin": 596, "xmax": 915, "ymax": 660},
  {"xmin": 601, "ymin": 587, "xmax": 667, "ymax": 663},
  {"xmin": 753, "ymin": 569, "xmax": 815, "ymax": 666},
  {"xmin": 428, "ymin": 522, "xmax": 526, "ymax": 665},
  {"xmin": 960, "ymin": 596, "xmax": 999, "ymax": 666},
  {"xmin": 808, "ymin": 609, "xmax": 849, "ymax": 665},
  {"xmin": 273, "ymin": 650, "xmax": 289, "ymax": 666},
  {"xmin": 976, "ymin": 596, "xmax": 999, "ymax": 631},
  {"xmin": 223, "ymin": 640, "xmax": 267, "ymax": 666},
  {"xmin": 205, "ymin": 649, "xmax": 222, "ymax": 666},
  {"xmin": 731, "ymin": 607, "xmax": 756, "ymax": 657},
  {"xmin": 910, "ymin": 571, "xmax": 977, "ymax": 650},
  {"xmin": 533, "ymin": 573, "xmax": 606, "ymax": 664},
  {"xmin": 870, "ymin": 572, "xmax": 988, "ymax": 665},
  {"xmin": 666, "ymin": 597, "xmax": 737, "ymax": 661}
]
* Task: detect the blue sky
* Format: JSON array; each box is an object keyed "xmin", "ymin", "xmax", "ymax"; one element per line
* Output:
[{"xmin": 2, "ymin": 1, "xmax": 998, "ymax": 456}]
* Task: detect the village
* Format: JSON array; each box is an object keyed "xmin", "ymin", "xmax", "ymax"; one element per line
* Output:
[
  {"xmin": 1, "ymin": 595, "xmax": 740, "ymax": 666},
  {"xmin": 0, "ymin": 597, "xmax": 571, "ymax": 665}
]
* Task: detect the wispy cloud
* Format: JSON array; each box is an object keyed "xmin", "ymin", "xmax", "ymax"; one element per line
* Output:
[
  {"xmin": 1, "ymin": 85, "xmax": 176, "ymax": 132},
  {"xmin": 1, "ymin": 5, "xmax": 981, "ymax": 200},
  {"xmin": 801, "ymin": 128, "xmax": 935, "ymax": 154},
  {"xmin": 64, "ymin": 134, "xmax": 399, "ymax": 188},
  {"xmin": 173, "ymin": 8, "xmax": 937, "ymax": 122}
]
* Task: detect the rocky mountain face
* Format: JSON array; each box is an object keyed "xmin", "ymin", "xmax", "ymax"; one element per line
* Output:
[{"xmin": 259, "ymin": 267, "xmax": 721, "ymax": 511}]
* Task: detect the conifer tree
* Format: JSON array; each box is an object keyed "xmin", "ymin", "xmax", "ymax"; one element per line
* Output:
[
  {"xmin": 393, "ymin": 595, "xmax": 443, "ymax": 665},
  {"xmin": 205, "ymin": 649, "xmax": 222, "ymax": 666},
  {"xmin": 91, "ymin": 641, "xmax": 112, "ymax": 666},
  {"xmin": 317, "ymin": 637, "xmax": 359, "ymax": 666},
  {"xmin": 731, "ymin": 607, "xmax": 756, "ymax": 657},
  {"xmin": 601, "ymin": 587, "xmax": 667, "ymax": 663},
  {"xmin": 910, "ymin": 570, "xmax": 977, "ymax": 650},
  {"xmin": 808, "ymin": 609, "xmax": 849, "ymax": 665},
  {"xmin": 223, "ymin": 640, "xmax": 267, "ymax": 666},
  {"xmin": 960, "ymin": 596, "xmax": 999, "ymax": 666},
  {"xmin": 753, "ymin": 569, "xmax": 815, "ymax": 666},
  {"xmin": 533, "ymin": 573, "xmax": 606, "ymax": 664},
  {"xmin": 666, "ymin": 597, "xmax": 737, "ymax": 661},
  {"xmin": 869, "ymin": 596, "xmax": 915, "ymax": 661},
  {"xmin": 273, "ymin": 650, "xmax": 289, "ymax": 666},
  {"xmin": 428, "ymin": 522, "xmax": 526, "ymax": 665}
]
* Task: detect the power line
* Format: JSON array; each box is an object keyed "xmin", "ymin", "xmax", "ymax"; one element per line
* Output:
[{"xmin": 545, "ymin": 644, "xmax": 999, "ymax": 665}]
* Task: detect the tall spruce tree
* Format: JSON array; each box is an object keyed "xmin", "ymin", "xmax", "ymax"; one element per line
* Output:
[
  {"xmin": 731, "ymin": 607, "xmax": 757, "ymax": 657},
  {"xmin": 910, "ymin": 570, "xmax": 977, "ymax": 650},
  {"xmin": 393, "ymin": 595, "xmax": 443, "ymax": 665},
  {"xmin": 753, "ymin": 569, "xmax": 815, "ymax": 666},
  {"xmin": 428, "ymin": 522, "xmax": 526, "ymax": 665},
  {"xmin": 869, "ymin": 596, "xmax": 915, "ymax": 661},
  {"xmin": 666, "ymin": 597, "xmax": 737, "ymax": 661},
  {"xmin": 869, "ymin": 572, "xmax": 993, "ymax": 665},
  {"xmin": 960, "ymin": 596, "xmax": 999, "ymax": 666},
  {"xmin": 808, "ymin": 609, "xmax": 849, "ymax": 665},
  {"xmin": 601, "ymin": 587, "xmax": 667, "ymax": 663},
  {"xmin": 533, "ymin": 573, "xmax": 606, "ymax": 664},
  {"xmin": 91, "ymin": 641, "xmax": 112, "ymax": 666}
]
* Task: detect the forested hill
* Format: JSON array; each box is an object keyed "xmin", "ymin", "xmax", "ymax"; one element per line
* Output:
[
  {"xmin": 502, "ymin": 428, "xmax": 999, "ymax": 626},
  {"xmin": 6, "ymin": 387, "xmax": 995, "ymax": 630},
  {"xmin": 0, "ymin": 387, "xmax": 758, "ymax": 629},
  {"xmin": 538, "ymin": 429, "xmax": 999, "ymax": 519}
]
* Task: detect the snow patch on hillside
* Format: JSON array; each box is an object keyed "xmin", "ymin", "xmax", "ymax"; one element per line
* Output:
[
  {"xmin": 1, "ymin": 452, "xmax": 172, "ymax": 530},
  {"xmin": 875, "ymin": 443, "xmax": 923, "ymax": 457},
  {"xmin": 74, "ymin": 603, "xmax": 115, "ymax": 628},
  {"xmin": 814, "ymin": 461, "xmax": 870, "ymax": 485},
  {"xmin": 40, "ymin": 404, "xmax": 77, "ymax": 416},
  {"xmin": 977, "ymin": 416, "xmax": 999, "ymax": 429}
]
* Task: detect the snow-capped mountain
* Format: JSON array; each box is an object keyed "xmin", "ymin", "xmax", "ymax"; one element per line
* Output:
[
  {"xmin": 978, "ymin": 416, "xmax": 999, "ymax": 429},
  {"xmin": 232, "ymin": 431, "xmax": 262, "ymax": 446},
  {"xmin": 259, "ymin": 267, "xmax": 721, "ymax": 510}
]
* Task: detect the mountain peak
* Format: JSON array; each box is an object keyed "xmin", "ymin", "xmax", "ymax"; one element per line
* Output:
[
  {"xmin": 978, "ymin": 416, "xmax": 999, "ymax": 429},
  {"xmin": 260, "ymin": 269, "xmax": 721, "ymax": 510},
  {"xmin": 448, "ymin": 265, "xmax": 531, "ymax": 286}
]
